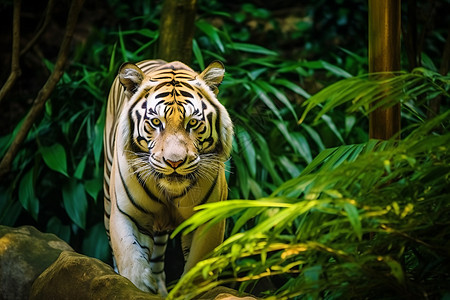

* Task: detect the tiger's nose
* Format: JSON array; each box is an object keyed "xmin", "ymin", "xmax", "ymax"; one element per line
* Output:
[{"xmin": 165, "ymin": 158, "xmax": 184, "ymax": 169}]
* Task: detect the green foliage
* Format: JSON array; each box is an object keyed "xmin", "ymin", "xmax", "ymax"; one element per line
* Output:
[
  {"xmin": 299, "ymin": 68, "xmax": 450, "ymax": 124},
  {"xmin": 0, "ymin": 1, "xmax": 163, "ymax": 258},
  {"xmin": 169, "ymin": 71, "xmax": 450, "ymax": 299},
  {"xmin": 0, "ymin": 1, "xmax": 448, "ymax": 297},
  {"xmin": 190, "ymin": 10, "xmax": 365, "ymax": 202}
]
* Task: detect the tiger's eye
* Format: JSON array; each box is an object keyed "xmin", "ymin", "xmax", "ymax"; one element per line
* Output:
[
  {"xmin": 188, "ymin": 119, "xmax": 198, "ymax": 127},
  {"xmin": 151, "ymin": 118, "xmax": 161, "ymax": 126}
]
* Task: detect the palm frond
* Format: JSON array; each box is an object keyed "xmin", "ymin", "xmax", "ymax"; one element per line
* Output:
[
  {"xmin": 298, "ymin": 68, "xmax": 450, "ymax": 124},
  {"xmin": 168, "ymin": 71, "xmax": 450, "ymax": 300}
]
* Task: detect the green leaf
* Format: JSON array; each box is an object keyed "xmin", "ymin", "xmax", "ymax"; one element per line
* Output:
[
  {"xmin": 233, "ymin": 154, "xmax": 250, "ymax": 199},
  {"xmin": 302, "ymin": 124, "xmax": 325, "ymax": 152},
  {"xmin": 301, "ymin": 60, "xmax": 352, "ymax": 78},
  {"xmin": 196, "ymin": 20, "xmax": 224, "ymax": 53},
  {"xmin": 273, "ymin": 78, "xmax": 311, "ymax": 99},
  {"xmin": 248, "ymin": 178, "xmax": 264, "ymax": 199},
  {"xmin": 321, "ymin": 114, "xmax": 345, "ymax": 144},
  {"xmin": 46, "ymin": 216, "xmax": 71, "ymax": 243},
  {"xmin": 82, "ymin": 222, "xmax": 110, "ymax": 261},
  {"xmin": 108, "ymin": 42, "xmax": 117, "ymax": 73},
  {"xmin": 18, "ymin": 170, "xmax": 39, "ymax": 221},
  {"xmin": 320, "ymin": 60, "xmax": 353, "ymax": 78},
  {"xmin": 278, "ymin": 155, "xmax": 301, "ymax": 178},
  {"xmin": 85, "ymin": 176, "xmax": 102, "ymax": 202},
  {"xmin": 93, "ymin": 110, "xmax": 105, "ymax": 167},
  {"xmin": 249, "ymin": 82, "xmax": 282, "ymax": 121},
  {"xmin": 236, "ymin": 129, "xmax": 256, "ymax": 178},
  {"xmin": 74, "ymin": 155, "xmax": 87, "ymax": 180},
  {"xmin": 193, "ymin": 39, "xmax": 205, "ymax": 70},
  {"xmin": 343, "ymin": 202, "xmax": 362, "ymax": 241},
  {"xmin": 257, "ymin": 80, "xmax": 297, "ymax": 119},
  {"xmin": 118, "ymin": 28, "xmax": 128, "ymax": 62},
  {"xmin": 62, "ymin": 179, "xmax": 88, "ymax": 229},
  {"xmin": 383, "ymin": 256, "xmax": 405, "ymax": 283},
  {"xmin": 253, "ymin": 132, "xmax": 283, "ymax": 186},
  {"xmin": 0, "ymin": 188, "xmax": 22, "ymax": 226},
  {"xmin": 292, "ymin": 132, "xmax": 313, "ymax": 163},
  {"xmin": 228, "ymin": 42, "xmax": 278, "ymax": 56},
  {"xmin": 40, "ymin": 143, "xmax": 68, "ymax": 177}
]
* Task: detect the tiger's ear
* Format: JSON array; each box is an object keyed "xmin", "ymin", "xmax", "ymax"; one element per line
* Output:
[
  {"xmin": 199, "ymin": 61, "xmax": 225, "ymax": 95},
  {"xmin": 118, "ymin": 63, "xmax": 144, "ymax": 95}
]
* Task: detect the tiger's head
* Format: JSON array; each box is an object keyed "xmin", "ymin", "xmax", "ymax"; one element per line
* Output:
[{"xmin": 118, "ymin": 61, "xmax": 233, "ymax": 196}]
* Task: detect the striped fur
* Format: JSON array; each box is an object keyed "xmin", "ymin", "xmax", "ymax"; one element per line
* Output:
[{"xmin": 103, "ymin": 60, "xmax": 233, "ymax": 295}]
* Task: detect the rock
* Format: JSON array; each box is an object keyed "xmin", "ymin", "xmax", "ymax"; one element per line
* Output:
[
  {"xmin": 200, "ymin": 286, "xmax": 258, "ymax": 300},
  {"xmin": 30, "ymin": 251, "xmax": 256, "ymax": 300},
  {"xmin": 0, "ymin": 225, "xmax": 73, "ymax": 300},
  {"xmin": 1, "ymin": 225, "xmax": 257, "ymax": 300},
  {"xmin": 30, "ymin": 251, "xmax": 160, "ymax": 300}
]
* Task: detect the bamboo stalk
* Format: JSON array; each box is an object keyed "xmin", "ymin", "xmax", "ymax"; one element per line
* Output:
[{"xmin": 368, "ymin": 0, "xmax": 402, "ymax": 140}]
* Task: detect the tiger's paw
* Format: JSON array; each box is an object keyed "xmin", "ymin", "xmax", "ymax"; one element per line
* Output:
[
  {"xmin": 134, "ymin": 267, "xmax": 159, "ymax": 294},
  {"xmin": 121, "ymin": 263, "xmax": 160, "ymax": 295}
]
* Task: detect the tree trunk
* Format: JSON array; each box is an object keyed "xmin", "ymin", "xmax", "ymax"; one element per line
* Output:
[
  {"xmin": 368, "ymin": 0, "xmax": 401, "ymax": 140},
  {"xmin": 158, "ymin": 0, "xmax": 197, "ymax": 64}
]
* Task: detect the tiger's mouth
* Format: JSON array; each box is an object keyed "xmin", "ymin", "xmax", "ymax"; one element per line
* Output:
[
  {"xmin": 156, "ymin": 171, "xmax": 194, "ymax": 180},
  {"xmin": 163, "ymin": 173, "xmax": 191, "ymax": 181},
  {"xmin": 156, "ymin": 172, "xmax": 197, "ymax": 196}
]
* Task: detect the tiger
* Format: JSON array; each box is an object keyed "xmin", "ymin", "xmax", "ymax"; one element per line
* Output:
[{"xmin": 103, "ymin": 59, "xmax": 233, "ymax": 296}]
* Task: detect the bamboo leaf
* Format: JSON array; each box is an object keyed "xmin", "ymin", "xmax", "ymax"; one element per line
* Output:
[
  {"xmin": 236, "ymin": 129, "xmax": 256, "ymax": 178},
  {"xmin": 196, "ymin": 20, "xmax": 224, "ymax": 53},
  {"xmin": 228, "ymin": 42, "xmax": 278, "ymax": 56},
  {"xmin": 273, "ymin": 78, "xmax": 311, "ymax": 99}
]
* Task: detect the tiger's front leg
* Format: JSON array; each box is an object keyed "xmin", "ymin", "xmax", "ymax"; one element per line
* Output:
[{"xmin": 109, "ymin": 203, "xmax": 166, "ymax": 295}]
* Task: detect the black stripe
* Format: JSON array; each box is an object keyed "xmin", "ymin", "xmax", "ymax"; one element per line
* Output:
[
  {"xmin": 115, "ymin": 195, "xmax": 153, "ymax": 239},
  {"xmin": 180, "ymin": 90, "xmax": 193, "ymax": 98},
  {"xmin": 118, "ymin": 165, "xmax": 152, "ymax": 214},
  {"xmin": 155, "ymin": 91, "xmax": 171, "ymax": 99},
  {"xmin": 135, "ymin": 172, "xmax": 163, "ymax": 203},
  {"xmin": 155, "ymin": 231, "xmax": 170, "ymax": 236},
  {"xmin": 150, "ymin": 255, "xmax": 165, "ymax": 262},
  {"xmin": 152, "ymin": 269, "xmax": 164, "ymax": 275},
  {"xmin": 133, "ymin": 237, "xmax": 151, "ymax": 254},
  {"xmin": 153, "ymin": 76, "xmax": 172, "ymax": 80},
  {"xmin": 203, "ymin": 96, "xmax": 222, "ymax": 153},
  {"xmin": 127, "ymin": 99, "xmax": 145, "ymax": 154},
  {"xmin": 180, "ymin": 82, "xmax": 194, "ymax": 90},
  {"xmin": 199, "ymin": 173, "xmax": 219, "ymax": 206}
]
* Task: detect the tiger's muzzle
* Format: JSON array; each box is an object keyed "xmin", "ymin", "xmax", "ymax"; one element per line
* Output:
[{"xmin": 149, "ymin": 130, "xmax": 200, "ymax": 195}]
